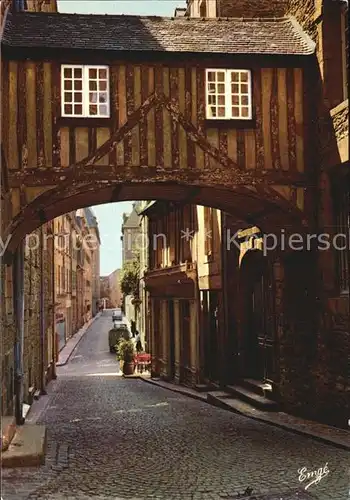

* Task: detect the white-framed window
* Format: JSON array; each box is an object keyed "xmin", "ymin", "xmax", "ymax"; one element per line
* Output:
[
  {"xmin": 61, "ymin": 65, "xmax": 110, "ymax": 118},
  {"xmin": 205, "ymin": 69, "xmax": 252, "ymax": 120}
]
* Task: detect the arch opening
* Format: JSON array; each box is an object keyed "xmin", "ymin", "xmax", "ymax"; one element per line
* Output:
[{"xmin": 4, "ymin": 179, "xmax": 308, "ymax": 261}]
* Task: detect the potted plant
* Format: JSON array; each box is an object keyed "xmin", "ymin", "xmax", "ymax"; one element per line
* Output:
[{"xmin": 117, "ymin": 339, "xmax": 135, "ymax": 375}]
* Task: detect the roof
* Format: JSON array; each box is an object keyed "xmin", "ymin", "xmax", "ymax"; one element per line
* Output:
[
  {"xmin": 2, "ymin": 11, "xmax": 315, "ymax": 56},
  {"xmin": 83, "ymin": 207, "xmax": 101, "ymax": 243},
  {"xmin": 84, "ymin": 207, "xmax": 96, "ymax": 227},
  {"xmin": 122, "ymin": 207, "xmax": 141, "ymax": 229}
]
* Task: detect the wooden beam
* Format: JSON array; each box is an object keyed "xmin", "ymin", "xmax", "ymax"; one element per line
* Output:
[
  {"xmin": 75, "ymin": 92, "xmax": 157, "ymax": 168},
  {"xmin": 38, "ymin": 208, "xmax": 47, "ymax": 224},
  {"xmin": 8, "ymin": 165, "xmax": 310, "ymax": 188},
  {"xmin": 110, "ymin": 185, "xmax": 123, "ymax": 202}
]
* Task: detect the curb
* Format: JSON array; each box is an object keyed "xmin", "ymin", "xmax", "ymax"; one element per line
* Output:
[
  {"xmin": 139, "ymin": 377, "xmax": 350, "ymax": 451},
  {"xmin": 140, "ymin": 376, "xmax": 207, "ymax": 402},
  {"xmin": 56, "ymin": 312, "xmax": 102, "ymax": 367}
]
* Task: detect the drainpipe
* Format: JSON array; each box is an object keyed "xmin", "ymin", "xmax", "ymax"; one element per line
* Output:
[
  {"xmin": 51, "ymin": 224, "xmax": 57, "ymax": 379},
  {"xmin": 220, "ymin": 212, "xmax": 229, "ymax": 385},
  {"xmin": 14, "ymin": 240, "xmax": 25, "ymax": 425},
  {"xmin": 40, "ymin": 226, "xmax": 47, "ymax": 394}
]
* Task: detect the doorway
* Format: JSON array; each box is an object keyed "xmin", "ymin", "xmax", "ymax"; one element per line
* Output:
[
  {"xmin": 202, "ymin": 290, "xmax": 220, "ymax": 383},
  {"xmin": 240, "ymin": 250, "xmax": 274, "ymax": 382}
]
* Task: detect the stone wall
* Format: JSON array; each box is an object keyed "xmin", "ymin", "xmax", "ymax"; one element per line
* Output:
[
  {"xmin": 1, "ymin": 161, "xmax": 15, "ymax": 415},
  {"xmin": 23, "ymin": 225, "xmax": 54, "ymax": 402},
  {"xmin": 331, "ymin": 101, "xmax": 349, "ymax": 143},
  {"xmin": 281, "ymin": 0, "xmax": 350, "ymax": 428}
]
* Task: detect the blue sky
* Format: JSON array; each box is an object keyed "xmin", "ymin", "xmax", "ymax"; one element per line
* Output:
[
  {"xmin": 57, "ymin": 0, "xmax": 185, "ymax": 275},
  {"xmin": 58, "ymin": 1, "xmax": 185, "ymax": 16}
]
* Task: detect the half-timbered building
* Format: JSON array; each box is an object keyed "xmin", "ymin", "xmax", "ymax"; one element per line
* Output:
[{"xmin": 0, "ymin": 0, "xmax": 348, "ymax": 428}]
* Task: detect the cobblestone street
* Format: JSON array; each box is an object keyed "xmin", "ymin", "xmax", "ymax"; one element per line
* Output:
[{"xmin": 2, "ymin": 311, "xmax": 348, "ymax": 500}]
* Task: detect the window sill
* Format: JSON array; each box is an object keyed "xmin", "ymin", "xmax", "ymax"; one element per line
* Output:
[
  {"xmin": 205, "ymin": 118, "xmax": 256, "ymax": 129},
  {"xmin": 58, "ymin": 116, "xmax": 112, "ymax": 127}
]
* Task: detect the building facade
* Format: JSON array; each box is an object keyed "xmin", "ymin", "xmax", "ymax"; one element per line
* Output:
[
  {"xmin": 109, "ymin": 269, "xmax": 122, "ymax": 308},
  {"xmin": 143, "ymin": 202, "xmax": 224, "ymax": 386},
  {"xmin": 121, "ymin": 203, "xmax": 142, "ymax": 264},
  {"xmin": 84, "ymin": 208, "xmax": 101, "ymax": 316},
  {"xmin": 146, "ymin": 0, "xmax": 348, "ymax": 427},
  {"xmin": 121, "ymin": 203, "xmax": 142, "ymax": 326},
  {"xmin": 0, "ymin": 0, "xmax": 58, "ymax": 419}
]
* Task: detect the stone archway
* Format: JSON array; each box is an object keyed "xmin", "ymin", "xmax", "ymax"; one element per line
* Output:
[{"xmin": 3, "ymin": 177, "xmax": 309, "ymax": 262}]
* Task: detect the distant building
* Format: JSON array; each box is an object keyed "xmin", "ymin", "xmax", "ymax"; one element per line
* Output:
[
  {"xmin": 109, "ymin": 269, "xmax": 122, "ymax": 308},
  {"xmin": 100, "ymin": 270, "xmax": 122, "ymax": 308},
  {"xmin": 84, "ymin": 207, "xmax": 101, "ymax": 316},
  {"xmin": 121, "ymin": 202, "xmax": 142, "ymax": 264}
]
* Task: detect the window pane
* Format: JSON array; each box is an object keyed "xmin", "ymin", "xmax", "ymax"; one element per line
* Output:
[
  {"xmin": 99, "ymin": 80, "xmax": 107, "ymax": 91},
  {"xmin": 209, "ymin": 106, "xmax": 216, "ymax": 117},
  {"xmin": 64, "ymin": 104, "xmax": 72, "ymax": 115},
  {"xmin": 74, "ymin": 104, "xmax": 83, "ymax": 115},
  {"xmin": 231, "ymin": 72, "xmax": 239, "ymax": 82},
  {"xmin": 64, "ymin": 67, "xmax": 72, "ymax": 78},
  {"xmin": 241, "ymin": 83, "xmax": 249, "ymax": 93},
  {"xmin": 89, "ymin": 68, "xmax": 97, "ymax": 79},
  {"xmin": 208, "ymin": 95, "xmax": 216, "ymax": 105},
  {"xmin": 74, "ymin": 80, "xmax": 82, "ymax": 91},
  {"xmin": 89, "ymin": 92, "xmax": 98, "ymax": 103},
  {"xmin": 74, "ymin": 92, "xmax": 82, "ymax": 103},
  {"xmin": 208, "ymin": 83, "xmax": 216, "ymax": 93},
  {"xmin": 241, "ymin": 95, "xmax": 249, "ymax": 105},
  {"xmin": 232, "ymin": 95, "xmax": 239, "ymax": 105},
  {"xmin": 217, "ymin": 72, "xmax": 225, "ymax": 82},
  {"xmin": 232, "ymin": 107, "xmax": 239, "ymax": 117},
  {"xmin": 241, "ymin": 107, "xmax": 249, "ymax": 117},
  {"xmin": 218, "ymin": 107, "xmax": 225, "ymax": 117},
  {"xmin": 99, "ymin": 104, "xmax": 108, "ymax": 116},
  {"xmin": 74, "ymin": 68, "xmax": 82, "ymax": 78},
  {"xmin": 99, "ymin": 92, "xmax": 107, "ymax": 103},
  {"xmin": 89, "ymin": 105, "xmax": 98, "ymax": 115},
  {"xmin": 64, "ymin": 80, "xmax": 72, "ymax": 90},
  {"xmin": 232, "ymin": 84, "xmax": 239, "ymax": 93},
  {"xmin": 241, "ymin": 72, "xmax": 248, "ymax": 82},
  {"xmin": 208, "ymin": 72, "xmax": 215, "ymax": 82},
  {"xmin": 218, "ymin": 84, "xmax": 225, "ymax": 93},
  {"xmin": 64, "ymin": 92, "xmax": 72, "ymax": 103},
  {"xmin": 89, "ymin": 80, "xmax": 97, "ymax": 91},
  {"xmin": 218, "ymin": 95, "xmax": 225, "ymax": 105},
  {"xmin": 99, "ymin": 68, "xmax": 107, "ymax": 79}
]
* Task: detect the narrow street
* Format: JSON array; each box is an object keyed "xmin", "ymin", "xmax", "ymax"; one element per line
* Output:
[{"xmin": 2, "ymin": 311, "xmax": 348, "ymax": 500}]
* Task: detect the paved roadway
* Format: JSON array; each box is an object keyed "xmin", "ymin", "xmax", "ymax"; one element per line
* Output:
[{"xmin": 2, "ymin": 310, "xmax": 348, "ymax": 500}]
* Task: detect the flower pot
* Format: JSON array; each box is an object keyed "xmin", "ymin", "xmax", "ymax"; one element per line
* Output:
[
  {"xmin": 123, "ymin": 361, "xmax": 135, "ymax": 375},
  {"xmin": 119, "ymin": 360, "xmax": 124, "ymax": 372}
]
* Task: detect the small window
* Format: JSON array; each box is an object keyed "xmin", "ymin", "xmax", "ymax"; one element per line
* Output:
[
  {"xmin": 61, "ymin": 65, "xmax": 110, "ymax": 118},
  {"xmin": 205, "ymin": 69, "xmax": 252, "ymax": 120}
]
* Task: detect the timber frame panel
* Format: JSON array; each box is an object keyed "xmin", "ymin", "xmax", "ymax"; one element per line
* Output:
[{"xmin": 2, "ymin": 51, "xmax": 318, "ymax": 258}]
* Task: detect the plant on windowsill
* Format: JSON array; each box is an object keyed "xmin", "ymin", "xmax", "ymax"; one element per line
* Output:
[{"xmin": 116, "ymin": 338, "xmax": 135, "ymax": 376}]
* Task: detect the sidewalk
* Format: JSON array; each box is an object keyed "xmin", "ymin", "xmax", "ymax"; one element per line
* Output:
[
  {"xmin": 56, "ymin": 312, "xmax": 102, "ymax": 367},
  {"xmin": 139, "ymin": 377, "xmax": 350, "ymax": 451}
]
